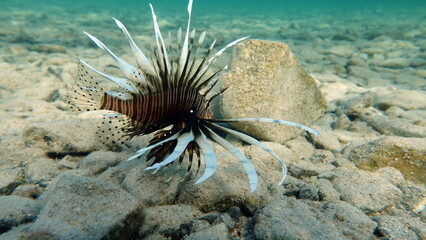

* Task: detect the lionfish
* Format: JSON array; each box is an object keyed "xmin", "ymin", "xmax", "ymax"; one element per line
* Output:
[{"xmin": 66, "ymin": 0, "xmax": 318, "ymax": 192}]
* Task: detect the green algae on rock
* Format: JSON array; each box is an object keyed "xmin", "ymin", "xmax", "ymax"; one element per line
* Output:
[{"xmin": 349, "ymin": 136, "xmax": 426, "ymax": 184}]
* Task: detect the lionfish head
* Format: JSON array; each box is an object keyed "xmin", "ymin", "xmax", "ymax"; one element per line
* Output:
[{"xmin": 66, "ymin": 0, "xmax": 318, "ymax": 192}]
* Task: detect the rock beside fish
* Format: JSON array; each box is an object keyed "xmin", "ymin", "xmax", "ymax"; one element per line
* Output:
[
  {"xmin": 221, "ymin": 39, "xmax": 326, "ymax": 143},
  {"xmin": 349, "ymin": 136, "xmax": 426, "ymax": 184}
]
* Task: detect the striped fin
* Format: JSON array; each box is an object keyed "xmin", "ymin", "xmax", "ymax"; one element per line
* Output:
[
  {"xmin": 149, "ymin": 4, "xmax": 172, "ymax": 77},
  {"xmin": 192, "ymin": 36, "xmax": 249, "ymax": 85},
  {"xmin": 197, "ymin": 65, "xmax": 228, "ymax": 92},
  {"xmin": 187, "ymin": 39, "xmax": 216, "ymax": 87},
  {"xmin": 80, "ymin": 60, "xmax": 138, "ymax": 94},
  {"xmin": 84, "ymin": 32, "xmax": 146, "ymax": 85},
  {"xmin": 185, "ymin": 31, "xmax": 206, "ymax": 85},
  {"xmin": 178, "ymin": 29, "xmax": 196, "ymax": 86},
  {"xmin": 127, "ymin": 129, "xmax": 183, "ymax": 161},
  {"xmin": 209, "ymin": 118, "xmax": 319, "ymax": 136},
  {"xmin": 193, "ymin": 127, "xmax": 217, "ymax": 184},
  {"xmin": 202, "ymin": 126, "xmax": 258, "ymax": 192},
  {"xmin": 206, "ymin": 122, "xmax": 287, "ymax": 185},
  {"xmin": 206, "ymin": 36, "xmax": 250, "ymax": 65},
  {"xmin": 145, "ymin": 129, "xmax": 194, "ymax": 170},
  {"xmin": 113, "ymin": 18, "xmax": 157, "ymax": 77}
]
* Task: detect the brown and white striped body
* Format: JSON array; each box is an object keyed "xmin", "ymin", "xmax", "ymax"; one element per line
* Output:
[{"xmin": 100, "ymin": 87, "xmax": 213, "ymax": 135}]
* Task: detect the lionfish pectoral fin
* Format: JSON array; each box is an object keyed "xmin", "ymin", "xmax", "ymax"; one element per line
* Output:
[
  {"xmin": 202, "ymin": 126, "xmax": 258, "ymax": 192},
  {"xmin": 206, "ymin": 122, "xmax": 288, "ymax": 185},
  {"xmin": 127, "ymin": 129, "xmax": 183, "ymax": 161},
  {"xmin": 210, "ymin": 118, "xmax": 319, "ymax": 136},
  {"xmin": 145, "ymin": 128, "xmax": 195, "ymax": 170},
  {"xmin": 193, "ymin": 127, "xmax": 217, "ymax": 185},
  {"xmin": 112, "ymin": 18, "xmax": 157, "ymax": 77}
]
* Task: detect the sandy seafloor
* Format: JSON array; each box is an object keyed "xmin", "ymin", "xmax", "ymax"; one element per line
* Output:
[{"xmin": 0, "ymin": 0, "xmax": 425, "ymax": 239}]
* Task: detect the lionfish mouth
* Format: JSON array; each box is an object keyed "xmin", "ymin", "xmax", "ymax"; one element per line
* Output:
[{"xmin": 66, "ymin": 0, "xmax": 318, "ymax": 192}]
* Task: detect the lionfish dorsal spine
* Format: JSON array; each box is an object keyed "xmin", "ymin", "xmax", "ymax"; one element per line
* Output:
[
  {"xmin": 178, "ymin": 0, "xmax": 194, "ymax": 80},
  {"xmin": 112, "ymin": 18, "xmax": 157, "ymax": 77}
]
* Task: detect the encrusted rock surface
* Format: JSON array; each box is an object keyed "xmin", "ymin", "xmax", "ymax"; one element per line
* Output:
[
  {"xmin": 13, "ymin": 174, "xmax": 143, "ymax": 240},
  {"xmin": 0, "ymin": 196, "xmax": 40, "ymax": 233},
  {"xmin": 254, "ymin": 197, "xmax": 377, "ymax": 240},
  {"xmin": 349, "ymin": 136, "xmax": 426, "ymax": 184}
]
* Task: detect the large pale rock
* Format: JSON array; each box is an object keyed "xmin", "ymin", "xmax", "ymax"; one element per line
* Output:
[
  {"xmin": 373, "ymin": 213, "xmax": 426, "ymax": 240},
  {"xmin": 254, "ymin": 197, "xmax": 376, "ymax": 240},
  {"xmin": 29, "ymin": 174, "xmax": 142, "ymax": 240},
  {"xmin": 221, "ymin": 39, "xmax": 326, "ymax": 143},
  {"xmin": 361, "ymin": 114, "xmax": 426, "ymax": 138},
  {"xmin": 328, "ymin": 168, "xmax": 403, "ymax": 214},
  {"xmin": 349, "ymin": 136, "xmax": 426, "ymax": 184},
  {"xmin": 0, "ymin": 196, "xmax": 41, "ymax": 233},
  {"xmin": 0, "ymin": 167, "xmax": 25, "ymax": 195},
  {"xmin": 139, "ymin": 205, "xmax": 201, "ymax": 238},
  {"xmin": 375, "ymin": 90, "xmax": 426, "ymax": 110}
]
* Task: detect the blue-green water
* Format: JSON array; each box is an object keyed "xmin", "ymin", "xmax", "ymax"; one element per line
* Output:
[
  {"xmin": 1, "ymin": 0, "xmax": 425, "ymax": 89},
  {"xmin": 3, "ymin": 0, "xmax": 425, "ymax": 45}
]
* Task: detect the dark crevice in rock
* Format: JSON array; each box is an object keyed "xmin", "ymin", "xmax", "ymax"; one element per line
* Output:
[
  {"xmin": 46, "ymin": 151, "xmax": 91, "ymax": 159},
  {"xmin": 373, "ymin": 226, "xmax": 387, "ymax": 238},
  {"xmin": 244, "ymin": 217, "xmax": 257, "ymax": 240},
  {"xmin": 161, "ymin": 221, "xmax": 196, "ymax": 240},
  {"xmin": 199, "ymin": 213, "xmax": 221, "ymax": 224}
]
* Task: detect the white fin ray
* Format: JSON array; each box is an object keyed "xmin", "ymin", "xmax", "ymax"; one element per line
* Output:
[
  {"xmin": 149, "ymin": 4, "xmax": 171, "ymax": 76},
  {"xmin": 210, "ymin": 118, "xmax": 319, "ymax": 136},
  {"xmin": 198, "ymin": 31, "xmax": 206, "ymax": 47},
  {"xmin": 84, "ymin": 32, "xmax": 146, "ymax": 85},
  {"xmin": 197, "ymin": 36, "xmax": 249, "ymax": 79},
  {"xmin": 79, "ymin": 60, "xmax": 138, "ymax": 93},
  {"xmin": 207, "ymin": 122, "xmax": 287, "ymax": 185},
  {"xmin": 145, "ymin": 129, "xmax": 194, "ymax": 170},
  {"xmin": 112, "ymin": 18, "xmax": 157, "ymax": 77},
  {"xmin": 127, "ymin": 129, "xmax": 183, "ymax": 161},
  {"xmin": 177, "ymin": 28, "xmax": 182, "ymax": 50},
  {"xmin": 194, "ymin": 127, "xmax": 217, "ymax": 185},
  {"xmin": 203, "ymin": 126, "xmax": 258, "ymax": 192},
  {"xmin": 105, "ymin": 91, "xmax": 133, "ymax": 100},
  {"xmin": 178, "ymin": 0, "xmax": 193, "ymax": 79}
]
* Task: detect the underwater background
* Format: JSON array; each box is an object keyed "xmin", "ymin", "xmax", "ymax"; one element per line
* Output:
[
  {"xmin": 2, "ymin": 0, "xmax": 425, "ymax": 89},
  {"xmin": 0, "ymin": 0, "xmax": 425, "ymax": 239}
]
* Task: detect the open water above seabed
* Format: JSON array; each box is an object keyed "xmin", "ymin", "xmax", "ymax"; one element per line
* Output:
[{"xmin": 0, "ymin": 0, "xmax": 425, "ymax": 239}]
